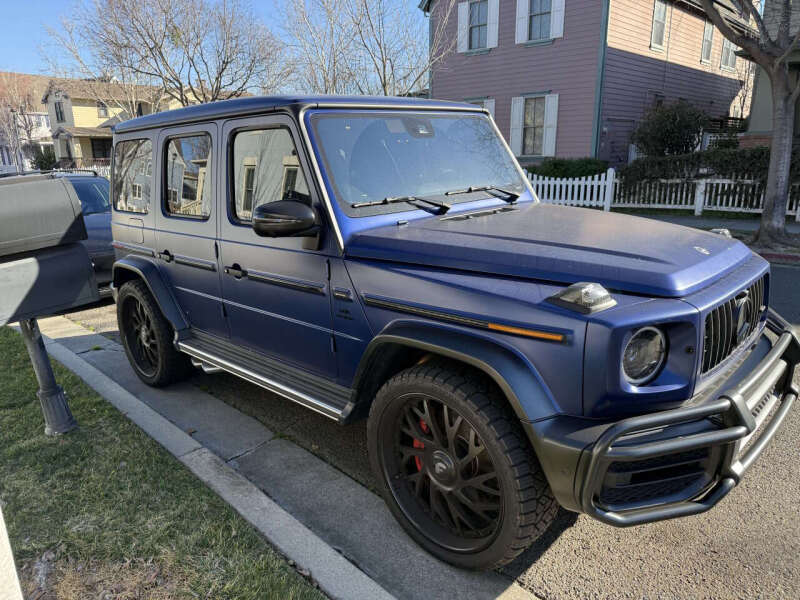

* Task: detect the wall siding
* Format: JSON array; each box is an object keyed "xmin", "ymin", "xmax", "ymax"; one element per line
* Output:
[
  {"xmin": 430, "ymin": 0, "xmax": 604, "ymax": 160},
  {"xmin": 600, "ymin": 0, "xmax": 748, "ymax": 164}
]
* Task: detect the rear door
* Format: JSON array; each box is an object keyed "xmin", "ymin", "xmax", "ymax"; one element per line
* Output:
[
  {"xmin": 217, "ymin": 114, "xmax": 336, "ymax": 379},
  {"xmin": 153, "ymin": 123, "xmax": 227, "ymax": 338}
]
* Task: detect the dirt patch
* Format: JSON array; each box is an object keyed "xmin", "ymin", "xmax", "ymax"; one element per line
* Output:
[{"xmin": 20, "ymin": 555, "xmax": 188, "ymax": 600}]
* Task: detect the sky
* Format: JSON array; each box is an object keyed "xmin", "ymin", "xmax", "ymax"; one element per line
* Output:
[{"xmin": 0, "ymin": 0, "xmax": 284, "ymax": 75}]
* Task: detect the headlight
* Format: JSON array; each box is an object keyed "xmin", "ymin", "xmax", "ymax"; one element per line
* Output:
[{"xmin": 622, "ymin": 326, "xmax": 667, "ymax": 385}]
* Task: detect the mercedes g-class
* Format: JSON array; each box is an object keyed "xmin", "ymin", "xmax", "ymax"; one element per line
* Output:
[{"xmin": 110, "ymin": 96, "xmax": 798, "ymax": 570}]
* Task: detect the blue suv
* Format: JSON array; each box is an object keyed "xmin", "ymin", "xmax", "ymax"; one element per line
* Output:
[{"xmin": 110, "ymin": 96, "xmax": 799, "ymax": 569}]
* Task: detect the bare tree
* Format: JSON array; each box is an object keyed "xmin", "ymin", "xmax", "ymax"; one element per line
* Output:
[
  {"xmin": 281, "ymin": 0, "xmax": 456, "ymax": 97},
  {"xmin": 45, "ymin": 12, "xmax": 167, "ymax": 123},
  {"xmin": 701, "ymin": 0, "xmax": 800, "ymax": 246},
  {"xmin": 282, "ymin": 0, "xmax": 360, "ymax": 94},
  {"xmin": 0, "ymin": 73, "xmax": 40, "ymax": 169},
  {"xmin": 51, "ymin": 0, "xmax": 291, "ymax": 109}
]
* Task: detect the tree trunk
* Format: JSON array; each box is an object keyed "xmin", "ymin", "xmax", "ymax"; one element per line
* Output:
[{"xmin": 755, "ymin": 68, "xmax": 797, "ymax": 246}]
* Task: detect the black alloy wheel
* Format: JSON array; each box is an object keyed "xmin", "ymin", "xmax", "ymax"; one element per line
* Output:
[{"xmin": 368, "ymin": 361, "xmax": 558, "ymax": 569}]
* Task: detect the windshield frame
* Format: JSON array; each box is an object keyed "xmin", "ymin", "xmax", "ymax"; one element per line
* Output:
[{"xmin": 306, "ymin": 109, "xmax": 534, "ymax": 220}]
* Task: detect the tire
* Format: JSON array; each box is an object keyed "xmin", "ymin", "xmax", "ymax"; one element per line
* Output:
[
  {"xmin": 117, "ymin": 279, "xmax": 192, "ymax": 387},
  {"xmin": 367, "ymin": 360, "xmax": 558, "ymax": 570}
]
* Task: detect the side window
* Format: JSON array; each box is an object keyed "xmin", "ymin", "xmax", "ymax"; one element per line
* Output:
[
  {"xmin": 164, "ymin": 134, "xmax": 212, "ymax": 219},
  {"xmin": 232, "ymin": 128, "xmax": 310, "ymax": 222},
  {"xmin": 113, "ymin": 139, "xmax": 152, "ymax": 214}
]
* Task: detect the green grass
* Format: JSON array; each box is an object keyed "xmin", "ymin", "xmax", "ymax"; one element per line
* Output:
[{"xmin": 0, "ymin": 326, "xmax": 325, "ymax": 600}]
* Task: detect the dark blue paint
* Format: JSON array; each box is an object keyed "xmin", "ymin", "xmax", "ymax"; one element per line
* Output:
[{"xmin": 110, "ymin": 98, "xmax": 772, "ymax": 425}]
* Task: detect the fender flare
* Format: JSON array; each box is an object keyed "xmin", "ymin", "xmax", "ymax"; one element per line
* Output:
[
  {"xmin": 351, "ymin": 320, "xmax": 559, "ymax": 424},
  {"xmin": 112, "ymin": 255, "xmax": 189, "ymax": 336}
]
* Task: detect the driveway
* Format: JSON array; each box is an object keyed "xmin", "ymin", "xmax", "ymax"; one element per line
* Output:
[{"xmin": 64, "ymin": 263, "xmax": 800, "ymax": 599}]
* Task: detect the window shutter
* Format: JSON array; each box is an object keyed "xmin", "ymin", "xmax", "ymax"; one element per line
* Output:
[
  {"xmin": 542, "ymin": 94, "xmax": 559, "ymax": 157},
  {"xmin": 510, "ymin": 97, "xmax": 524, "ymax": 156},
  {"xmin": 457, "ymin": 2, "xmax": 469, "ymax": 53},
  {"xmin": 515, "ymin": 0, "xmax": 528, "ymax": 44},
  {"xmin": 551, "ymin": 0, "xmax": 565, "ymax": 39},
  {"xmin": 484, "ymin": 98, "xmax": 495, "ymax": 120},
  {"xmin": 487, "ymin": 0, "xmax": 499, "ymax": 48}
]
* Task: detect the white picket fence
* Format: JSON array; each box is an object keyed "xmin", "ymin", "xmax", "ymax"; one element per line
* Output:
[
  {"xmin": 528, "ymin": 167, "xmax": 800, "ymax": 221},
  {"xmin": 529, "ymin": 169, "xmax": 616, "ymax": 211}
]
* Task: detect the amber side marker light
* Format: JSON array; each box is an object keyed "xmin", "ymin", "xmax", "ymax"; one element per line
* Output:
[{"xmin": 487, "ymin": 323, "xmax": 565, "ymax": 342}]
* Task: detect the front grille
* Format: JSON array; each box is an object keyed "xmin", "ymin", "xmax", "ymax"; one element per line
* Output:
[{"xmin": 701, "ymin": 275, "xmax": 767, "ymax": 373}]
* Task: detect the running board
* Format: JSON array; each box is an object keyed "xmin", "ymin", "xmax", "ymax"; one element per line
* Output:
[{"xmin": 177, "ymin": 339, "xmax": 346, "ymax": 421}]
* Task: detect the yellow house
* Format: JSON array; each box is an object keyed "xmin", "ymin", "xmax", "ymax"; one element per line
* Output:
[{"xmin": 42, "ymin": 78, "xmax": 165, "ymax": 168}]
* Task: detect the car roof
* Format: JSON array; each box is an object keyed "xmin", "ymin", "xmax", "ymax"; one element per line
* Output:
[{"xmin": 113, "ymin": 95, "xmax": 484, "ymax": 134}]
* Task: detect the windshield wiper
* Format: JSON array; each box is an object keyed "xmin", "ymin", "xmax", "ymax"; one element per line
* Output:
[
  {"xmin": 351, "ymin": 195, "xmax": 450, "ymax": 215},
  {"xmin": 444, "ymin": 185, "xmax": 519, "ymax": 203}
]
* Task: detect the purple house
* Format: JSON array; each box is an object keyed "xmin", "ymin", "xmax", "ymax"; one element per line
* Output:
[{"xmin": 420, "ymin": 0, "xmax": 754, "ymax": 166}]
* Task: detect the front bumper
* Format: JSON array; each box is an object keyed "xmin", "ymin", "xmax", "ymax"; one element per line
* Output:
[{"xmin": 530, "ymin": 309, "xmax": 799, "ymax": 526}]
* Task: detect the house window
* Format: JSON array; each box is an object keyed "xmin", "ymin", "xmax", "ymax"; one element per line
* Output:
[
  {"xmin": 164, "ymin": 133, "xmax": 213, "ymax": 218},
  {"xmin": 523, "ymin": 97, "xmax": 546, "ymax": 156},
  {"xmin": 112, "ymin": 138, "xmax": 152, "ymax": 214},
  {"xmin": 91, "ymin": 138, "xmax": 112, "ymax": 159},
  {"xmin": 97, "ymin": 102, "xmax": 109, "ymax": 118},
  {"xmin": 701, "ymin": 21, "xmax": 714, "ymax": 63},
  {"xmin": 469, "ymin": 0, "xmax": 488, "ymax": 50},
  {"xmin": 721, "ymin": 38, "xmax": 737, "ymax": 69},
  {"xmin": 651, "ymin": 0, "xmax": 667, "ymax": 49},
  {"xmin": 54, "ymin": 101, "xmax": 65, "ymax": 123},
  {"xmin": 232, "ymin": 128, "xmax": 310, "ymax": 223},
  {"xmin": 529, "ymin": 0, "xmax": 551, "ymax": 42}
]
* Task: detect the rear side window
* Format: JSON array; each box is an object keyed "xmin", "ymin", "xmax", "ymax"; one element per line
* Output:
[
  {"xmin": 164, "ymin": 134, "xmax": 212, "ymax": 219},
  {"xmin": 232, "ymin": 128, "xmax": 310, "ymax": 222},
  {"xmin": 70, "ymin": 178, "xmax": 110, "ymax": 215},
  {"xmin": 113, "ymin": 139, "xmax": 152, "ymax": 213}
]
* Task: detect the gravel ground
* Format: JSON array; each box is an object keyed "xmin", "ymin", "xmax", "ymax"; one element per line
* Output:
[{"xmin": 64, "ymin": 264, "xmax": 800, "ymax": 599}]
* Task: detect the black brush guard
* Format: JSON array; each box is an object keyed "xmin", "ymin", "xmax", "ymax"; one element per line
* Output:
[{"xmin": 580, "ymin": 309, "xmax": 799, "ymax": 526}]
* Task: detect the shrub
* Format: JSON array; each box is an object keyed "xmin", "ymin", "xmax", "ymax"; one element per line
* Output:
[
  {"xmin": 631, "ymin": 101, "xmax": 709, "ymax": 157},
  {"xmin": 619, "ymin": 145, "xmax": 800, "ymax": 185},
  {"xmin": 31, "ymin": 146, "xmax": 57, "ymax": 171},
  {"xmin": 527, "ymin": 157, "xmax": 609, "ymax": 178}
]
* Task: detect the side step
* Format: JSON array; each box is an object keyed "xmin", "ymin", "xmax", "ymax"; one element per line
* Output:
[{"xmin": 177, "ymin": 333, "xmax": 350, "ymax": 422}]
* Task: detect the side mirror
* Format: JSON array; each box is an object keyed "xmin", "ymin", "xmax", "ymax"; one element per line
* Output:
[{"xmin": 252, "ymin": 200, "xmax": 318, "ymax": 238}]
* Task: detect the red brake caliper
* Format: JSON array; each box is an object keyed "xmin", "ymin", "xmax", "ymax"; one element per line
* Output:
[{"xmin": 414, "ymin": 420, "xmax": 429, "ymax": 471}]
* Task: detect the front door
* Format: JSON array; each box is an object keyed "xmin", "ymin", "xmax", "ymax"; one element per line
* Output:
[
  {"xmin": 217, "ymin": 114, "xmax": 336, "ymax": 379},
  {"xmin": 153, "ymin": 123, "xmax": 227, "ymax": 338}
]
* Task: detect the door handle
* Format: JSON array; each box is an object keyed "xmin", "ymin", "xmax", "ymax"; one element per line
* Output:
[
  {"xmin": 224, "ymin": 264, "xmax": 246, "ymax": 279},
  {"xmin": 158, "ymin": 250, "xmax": 173, "ymax": 263}
]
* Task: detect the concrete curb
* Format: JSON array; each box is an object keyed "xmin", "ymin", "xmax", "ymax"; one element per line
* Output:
[{"xmin": 41, "ymin": 334, "xmax": 396, "ymax": 600}]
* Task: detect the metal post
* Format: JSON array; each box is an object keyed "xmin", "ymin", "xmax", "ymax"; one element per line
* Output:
[{"xmin": 17, "ymin": 318, "xmax": 77, "ymax": 436}]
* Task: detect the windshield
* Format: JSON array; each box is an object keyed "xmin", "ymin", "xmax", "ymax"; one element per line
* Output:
[
  {"xmin": 310, "ymin": 111, "xmax": 526, "ymax": 217},
  {"xmin": 70, "ymin": 178, "xmax": 111, "ymax": 215}
]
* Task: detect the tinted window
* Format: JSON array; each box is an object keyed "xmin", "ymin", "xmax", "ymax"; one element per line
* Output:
[
  {"xmin": 70, "ymin": 178, "xmax": 110, "ymax": 215},
  {"xmin": 310, "ymin": 112, "xmax": 524, "ymax": 217},
  {"xmin": 232, "ymin": 128, "xmax": 310, "ymax": 222},
  {"xmin": 164, "ymin": 134, "xmax": 212, "ymax": 218},
  {"xmin": 113, "ymin": 139, "xmax": 152, "ymax": 213}
]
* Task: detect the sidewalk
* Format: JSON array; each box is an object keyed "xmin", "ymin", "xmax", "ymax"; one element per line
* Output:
[
  {"xmin": 650, "ymin": 214, "xmax": 800, "ymax": 234},
  {"xmin": 28, "ymin": 315, "xmax": 535, "ymax": 600}
]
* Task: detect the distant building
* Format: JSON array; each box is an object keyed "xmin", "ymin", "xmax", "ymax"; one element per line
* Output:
[
  {"xmin": 741, "ymin": 2, "xmax": 799, "ymax": 148},
  {"xmin": 0, "ymin": 72, "xmax": 53, "ymax": 172},
  {"xmin": 421, "ymin": 0, "xmax": 755, "ymax": 165},
  {"xmin": 41, "ymin": 77, "xmax": 167, "ymax": 168}
]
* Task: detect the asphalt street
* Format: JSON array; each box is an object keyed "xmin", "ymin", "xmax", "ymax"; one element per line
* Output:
[{"xmin": 63, "ymin": 262, "xmax": 800, "ymax": 599}]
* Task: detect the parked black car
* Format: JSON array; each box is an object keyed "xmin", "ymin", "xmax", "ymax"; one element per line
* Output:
[{"xmin": 64, "ymin": 175, "xmax": 113, "ymax": 290}]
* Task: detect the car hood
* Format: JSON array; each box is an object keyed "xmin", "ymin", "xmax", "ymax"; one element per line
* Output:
[{"xmin": 345, "ymin": 203, "xmax": 753, "ymax": 298}]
